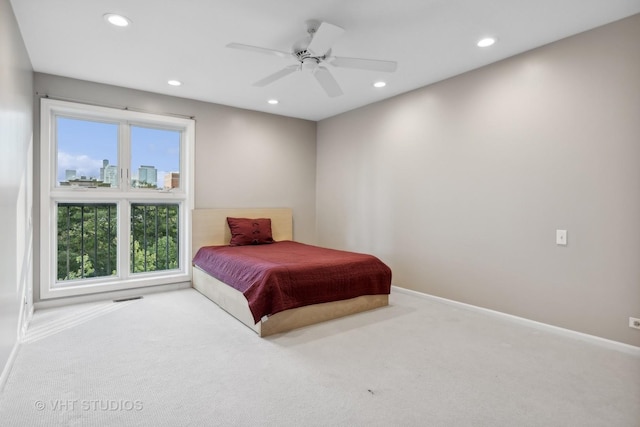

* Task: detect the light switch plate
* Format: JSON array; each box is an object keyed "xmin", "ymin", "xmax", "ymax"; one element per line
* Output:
[{"xmin": 556, "ymin": 229, "xmax": 567, "ymax": 246}]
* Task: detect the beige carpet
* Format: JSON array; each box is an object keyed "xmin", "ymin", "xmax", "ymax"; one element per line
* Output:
[{"xmin": 0, "ymin": 288, "xmax": 638, "ymax": 426}]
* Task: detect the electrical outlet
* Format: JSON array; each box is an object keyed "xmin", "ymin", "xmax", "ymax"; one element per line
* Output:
[{"xmin": 629, "ymin": 317, "xmax": 640, "ymax": 330}]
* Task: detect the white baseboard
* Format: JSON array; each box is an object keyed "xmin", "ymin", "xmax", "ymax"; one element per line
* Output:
[
  {"xmin": 2, "ymin": 295, "xmax": 33, "ymax": 394},
  {"xmin": 392, "ymin": 286, "xmax": 640, "ymax": 357},
  {"xmin": 0, "ymin": 341, "xmax": 21, "ymax": 394},
  {"xmin": 34, "ymin": 281, "xmax": 191, "ymax": 311}
]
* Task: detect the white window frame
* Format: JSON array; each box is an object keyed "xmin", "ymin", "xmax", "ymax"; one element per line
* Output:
[{"xmin": 40, "ymin": 99, "xmax": 195, "ymax": 299}]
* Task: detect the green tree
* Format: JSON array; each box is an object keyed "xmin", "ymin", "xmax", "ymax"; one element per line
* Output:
[
  {"xmin": 58, "ymin": 202, "xmax": 178, "ymax": 280},
  {"xmin": 131, "ymin": 240, "xmax": 157, "ymax": 273},
  {"xmin": 64, "ymin": 254, "xmax": 95, "ymax": 280},
  {"xmin": 130, "ymin": 203, "xmax": 179, "ymax": 273},
  {"xmin": 57, "ymin": 203, "xmax": 117, "ymax": 281},
  {"xmin": 155, "ymin": 235, "xmax": 179, "ymax": 270}
]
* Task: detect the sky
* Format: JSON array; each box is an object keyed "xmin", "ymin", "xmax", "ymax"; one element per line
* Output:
[{"xmin": 56, "ymin": 117, "xmax": 181, "ymax": 188}]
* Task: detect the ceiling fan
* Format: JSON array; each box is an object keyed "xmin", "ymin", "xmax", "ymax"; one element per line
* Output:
[{"xmin": 226, "ymin": 20, "xmax": 397, "ymax": 98}]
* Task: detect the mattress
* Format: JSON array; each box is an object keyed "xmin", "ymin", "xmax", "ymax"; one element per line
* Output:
[{"xmin": 192, "ymin": 241, "xmax": 392, "ymax": 323}]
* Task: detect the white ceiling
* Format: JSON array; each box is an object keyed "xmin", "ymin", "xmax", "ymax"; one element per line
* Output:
[{"xmin": 10, "ymin": 0, "xmax": 640, "ymax": 121}]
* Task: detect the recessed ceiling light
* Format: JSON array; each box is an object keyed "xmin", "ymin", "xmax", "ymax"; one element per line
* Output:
[
  {"xmin": 104, "ymin": 13, "xmax": 131, "ymax": 27},
  {"xmin": 167, "ymin": 80, "xmax": 182, "ymax": 86},
  {"xmin": 373, "ymin": 81, "xmax": 387, "ymax": 88},
  {"xmin": 267, "ymin": 99, "xmax": 279, "ymax": 105},
  {"xmin": 477, "ymin": 37, "xmax": 496, "ymax": 48}
]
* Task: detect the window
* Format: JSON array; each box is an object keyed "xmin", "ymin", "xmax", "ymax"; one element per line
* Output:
[
  {"xmin": 40, "ymin": 99, "xmax": 194, "ymax": 299},
  {"xmin": 57, "ymin": 203, "xmax": 118, "ymax": 280}
]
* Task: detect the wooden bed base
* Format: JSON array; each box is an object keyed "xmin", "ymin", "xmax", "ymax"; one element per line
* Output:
[
  {"xmin": 191, "ymin": 208, "xmax": 389, "ymax": 337},
  {"xmin": 193, "ymin": 267, "xmax": 388, "ymax": 336}
]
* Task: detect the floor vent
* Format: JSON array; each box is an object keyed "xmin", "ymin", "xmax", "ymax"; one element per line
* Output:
[{"xmin": 113, "ymin": 296, "xmax": 143, "ymax": 303}]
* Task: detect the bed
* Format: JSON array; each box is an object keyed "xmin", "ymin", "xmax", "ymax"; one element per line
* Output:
[{"xmin": 191, "ymin": 208, "xmax": 391, "ymax": 336}]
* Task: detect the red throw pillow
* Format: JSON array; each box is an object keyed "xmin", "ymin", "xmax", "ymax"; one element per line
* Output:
[{"xmin": 227, "ymin": 217, "xmax": 274, "ymax": 246}]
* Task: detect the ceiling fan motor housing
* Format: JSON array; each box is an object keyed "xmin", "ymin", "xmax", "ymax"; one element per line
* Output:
[{"xmin": 295, "ymin": 49, "xmax": 325, "ymax": 71}]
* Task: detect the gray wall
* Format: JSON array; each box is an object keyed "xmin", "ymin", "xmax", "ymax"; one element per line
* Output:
[
  {"xmin": 0, "ymin": 0, "xmax": 34, "ymax": 378},
  {"xmin": 316, "ymin": 15, "xmax": 640, "ymax": 346},
  {"xmin": 33, "ymin": 74, "xmax": 317, "ymax": 302}
]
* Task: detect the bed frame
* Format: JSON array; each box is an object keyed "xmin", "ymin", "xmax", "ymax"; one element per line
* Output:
[{"xmin": 191, "ymin": 208, "xmax": 388, "ymax": 337}]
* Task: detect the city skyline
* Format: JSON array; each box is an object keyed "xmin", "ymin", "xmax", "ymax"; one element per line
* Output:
[
  {"xmin": 62, "ymin": 163, "xmax": 179, "ymax": 188},
  {"xmin": 56, "ymin": 117, "xmax": 181, "ymax": 188}
]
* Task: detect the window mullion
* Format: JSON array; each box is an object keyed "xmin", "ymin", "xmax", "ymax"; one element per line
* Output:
[
  {"xmin": 119, "ymin": 199, "xmax": 131, "ymax": 281},
  {"xmin": 120, "ymin": 122, "xmax": 132, "ymax": 279},
  {"xmin": 120, "ymin": 122, "xmax": 131, "ymax": 192}
]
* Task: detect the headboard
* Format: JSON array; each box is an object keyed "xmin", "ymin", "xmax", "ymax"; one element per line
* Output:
[{"xmin": 191, "ymin": 208, "xmax": 293, "ymax": 255}]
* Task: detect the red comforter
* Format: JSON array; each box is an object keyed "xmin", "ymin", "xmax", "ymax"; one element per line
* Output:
[{"xmin": 192, "ymin": 241, "xmax": 392, "ymax": 323}]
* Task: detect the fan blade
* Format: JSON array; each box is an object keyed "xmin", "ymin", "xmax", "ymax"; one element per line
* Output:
[
  {"xmin": 226, "ymin": 42, "xmax": 290, "ymax": 59},
  {"xmin": 329, "ymin": 56, "xmax": 397, "ymax": 72},
  {"xmin": 314, "ymin": 66, "xmax": 343, "ymax": 97},
  {"xmin": 252, "ymin": 65, "xmax": 298, "ymax": 87},
  {"xmin": 307, "ymin": 22, "xmax": 345, "ymax": 56}
]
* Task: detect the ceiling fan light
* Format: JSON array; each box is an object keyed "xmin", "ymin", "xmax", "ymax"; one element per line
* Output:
[
  {"xmin": 302, "ymin": 58, "xmax": 319, "ymax": 72},
  {"xmin": 104, "ymin": 13, "xmax": 131, "ymax": 27}
]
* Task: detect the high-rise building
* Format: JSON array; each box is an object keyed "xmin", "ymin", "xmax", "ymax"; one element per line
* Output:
[
  {"xmin": 100, "ymin": 159, "xmax": 109, "ymax": 181},
  {"xmin": 65, "ymin": 169, "xmax": 76, "ymax": 180},
  {"xmin": 103, "ymin": 165, "xmax": 118, "ymax": 187},
  {"xmin": 138, "ymin": 165, "xmax": 157, "ymax": 188}
]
